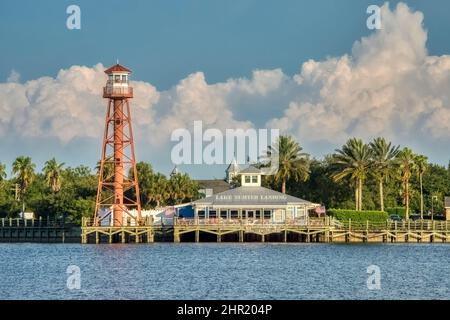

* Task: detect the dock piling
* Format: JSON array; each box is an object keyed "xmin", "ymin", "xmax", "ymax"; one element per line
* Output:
[{"xmin": 195, "ymin": 230, "xmax": 199, "ymax": 243}]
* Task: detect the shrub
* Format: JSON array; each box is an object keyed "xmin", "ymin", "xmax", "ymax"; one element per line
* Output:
[
  {"xmin": 386, "ymin": 207, "xmax": 406, "ymax": 218},
  {"xmin": 327, "ymin": 209, "xmax": 388, "ymax": 222}
]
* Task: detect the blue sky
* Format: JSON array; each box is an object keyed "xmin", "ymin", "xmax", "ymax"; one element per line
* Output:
[
  {"xmin": 2, "ymin": 0, "xmax": 450, "ymax": 88},
  {"xmin": 1, "ymin": 1, "xmax": 450, "ymax": 178}
]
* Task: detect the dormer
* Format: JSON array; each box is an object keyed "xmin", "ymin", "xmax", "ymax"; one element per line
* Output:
[{"xmin": 239, "ymin": 166, "xmax": 262, "ymax": 187}]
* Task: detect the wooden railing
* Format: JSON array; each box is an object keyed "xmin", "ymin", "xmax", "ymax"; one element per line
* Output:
[
  {"xmin": 340, "ymin": 219, "xmax": 449, "ymax": 231},
  {"xmin": 0, "ymin": 217, "xmax": 67, "ymax": 228},
  {"xmin": 82, "ymin": 216, "xmax": 153, "ymax": 227},
  {"xmin": 175, "ymin": 217, "xmax": 449, "ymax": 230},
  {"xmin": 80, "ymin": 216, "xmax": 450, "ymax": 231},
  {"xmin": 175, "ymin": 217, "xmax": 320, "ymax": 227}
]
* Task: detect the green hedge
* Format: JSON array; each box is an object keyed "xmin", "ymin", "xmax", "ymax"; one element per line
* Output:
[
  {"xmin": 386, "ymin": 207, "xmax": 406, "ymax": 218},
  {"xmin": 327, "ymin": 209, "xmax": 389, "ymax": 222}
]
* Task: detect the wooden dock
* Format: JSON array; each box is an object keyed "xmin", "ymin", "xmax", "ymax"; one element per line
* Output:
[
  {"xmin": 0, "ymin": 217, "xmax": 79, "ymax": 243},
  {"xmin": 173, "ymin": 217, "xmax": 450, "ymax": 243},
  {"xmin": 81, "ymin": 217, "xmax": 172, "ymax": 244}
]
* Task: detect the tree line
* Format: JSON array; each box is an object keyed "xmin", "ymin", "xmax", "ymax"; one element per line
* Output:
[
  {"xmin": 0, "ymin": 135, "xmax": 449, "ymax": 224},
  {"xmin": 263, "ymin": 136, "xmax": 450, "ymax": 219},
  {"xmin": 0, "ymin": 158, "xmax": 199, "ymax": 224}
]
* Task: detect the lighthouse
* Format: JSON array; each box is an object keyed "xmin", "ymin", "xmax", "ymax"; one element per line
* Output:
[{"xmin": 94, "ymin": 63, "xmax": 142, "ymax": 227}]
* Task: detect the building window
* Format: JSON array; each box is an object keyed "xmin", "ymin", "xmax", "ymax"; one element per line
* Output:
[
  {"xmin": 209, "ymin": 210, "xmax": 217, "ymax": 218},
  {"xmin": 255, "ymin": 210, "xmax": 261, "ymax": 219},
  {"xmin": 245, "ymin": 175, "xmax": 251, "ymax": 183},
  {"xmin": 264, "ymin": 210, "xmax": 271, "ymax": 219},
  {"xmin": 198, "ymin": 210, "xmax": 205, "ymax": 218},
  {"xmin": 115, "ymin": 75, "xmax": 120, "ymax": 82},
  {"xmin": 122, "ymin": 75, "xmax": 127, "ymax": 82},
  {"xmin": 286, "ymin": 207, "xmax": 294, "ymax": 220},
  {"xmin": 251, "ymin": 176, "xmax": 258, "ymax": 183},
  {"xmin": 230, "ymin": 210, "xmax": 238, "ymax": 219},
  {"xmin": 220, "ymin": 210, "xmax": 228, "ymax": 218}
]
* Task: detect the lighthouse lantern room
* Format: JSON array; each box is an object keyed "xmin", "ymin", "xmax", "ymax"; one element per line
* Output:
[{"xmin": 103, "ymin": 64, "xmax": 133, "ymax": 98}]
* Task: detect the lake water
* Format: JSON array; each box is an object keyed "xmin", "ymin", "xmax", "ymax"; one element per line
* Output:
[{"xmin": 0, "ymin": 243, "xmax": 449, "ymax": 300}]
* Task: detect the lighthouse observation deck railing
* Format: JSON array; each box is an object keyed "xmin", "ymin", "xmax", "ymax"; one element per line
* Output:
[{"xmin": 103, "ymin": 86, "xmax": 133, "ymax": 98}]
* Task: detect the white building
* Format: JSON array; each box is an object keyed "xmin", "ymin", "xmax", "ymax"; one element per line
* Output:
[{"xmin": 193, "ymin": 166, "xmax": 319, "ymax": 225}]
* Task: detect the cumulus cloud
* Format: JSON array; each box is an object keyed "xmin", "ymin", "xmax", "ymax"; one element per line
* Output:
[
  {"xmin": 0, "ymin": 64, "xmax": 159, "ymax": 144},
  {"xmin": 0, "ymin": 64, "xmax": 264, "ymax": 146},
  {"xmin": 269, "ymin": 2, "xmax": 450, "ymax": 149},
  {"xmin": 1, "ymin": 2, "xmax": 450, "ymax": 168}
]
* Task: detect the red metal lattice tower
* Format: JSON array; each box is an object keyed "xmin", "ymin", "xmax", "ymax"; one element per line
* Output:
[{"xmin": 94, "ymin": 64, "xmax": 142, "ymax": 226}]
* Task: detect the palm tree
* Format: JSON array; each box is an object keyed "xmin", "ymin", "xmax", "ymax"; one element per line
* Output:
[
  {"xmin": 330, "ymin": 138, "xmax": 372, "ymax": 211},
  {"xmin": 148, "ymin": 173, "xmax": 169, "ymax": 207},
  {"xmin": 43, "ymin": 158, "xmax": 65, "ymax": 192},
  {"xmin": 415, "ymin": 154, "xmax": 428, "ymax": 219},
  {"xmin": 12, "ymin": 156, "xmax": 36, "ymax": 212},
  {"xmin": 397, "ymin": 148, "xmax": 416, "ymax": 220},
  {"xmin": 369, "ymin": 137, "xmax": 400, "ymax": 211},
  {"xmin": 0, "ymin": 162, "xmax": 6, "ymax": 183},
  {"xmin": 267, "ymin": 135, "xmax": 310, "ymax": 194},
  {"xmin": 169, "ymin": 174, "xmax": 184, "ymax": 204},
  {"xmin": 168, "ymin": 173, "xmax": 199, "ymax": 204}
]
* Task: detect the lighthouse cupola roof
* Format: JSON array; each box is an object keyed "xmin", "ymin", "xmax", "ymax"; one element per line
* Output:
[{"xmin": 104, "ymin": 64, "xmax": 132, "ymax": 74}]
